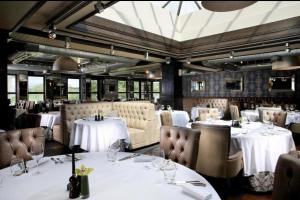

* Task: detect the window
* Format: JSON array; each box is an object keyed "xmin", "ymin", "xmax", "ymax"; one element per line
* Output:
[
  {"xmin": 153, "ymin": 81, "xmax": 160, "ymax": 103},
  {"xmin": 28, "ymin": 76, "xmax": 44, "ymax": 102},
  {"xmin": 7, "ymin": 75, "xmax": 16, "ymax": 106},
  {"xmin": 91, "ymin": 80, "xmax": 98, "ymax": 101},
  {"xmin": 118, "ymin": 80, "xmax": 126, "ymax": 100},
  {"xmin": 134, "ymin": 81, "xmax": 140, "ymax": 99},
  {"xmin": 68, "ymin": 78, "xmax": 80, "ymax": 101}
]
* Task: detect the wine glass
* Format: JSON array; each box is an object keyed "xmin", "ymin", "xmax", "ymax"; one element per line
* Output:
[
  {"xmin": 30, "ymin": 143, "xmax": 44, "ymax": 175},
  {"xmin": 106, "ymin": 140, "xmax": 121, "ymax": 164}
]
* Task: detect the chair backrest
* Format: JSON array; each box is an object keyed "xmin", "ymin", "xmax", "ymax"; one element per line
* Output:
[
  {"xmin": 0, "ymin": 127, "xmax": 45, "ymax": 169},
  {"xmin": 290, "ymin": 123, "xmax": 300, "ymax": 134},
  {"xmin": 198, "ymin": 108, "xmax": 210, "ymax": 121},
  {"xmin": 15, "ymin": 113, "xmax": 42, "ymax": 129},
  {"xmin": 272, "ymin": 153, "xmax": 300, "ymax": 200},
  {"xmin": 262, "ymin": 110, "xmax": 287, "ymax": 127},
  {"xmin": 160, "ymin": 126, "xmax": 200, "ymax": 169},
  {"xmin": 258, "ymin": 107, "xmax": 282, "ymax": 122},
  {"xmin": 230, "ymin": 105, "xmax": 240, "ymax": 120},
  {"xmin": 192, "ymin": 123, "xmax": 231, "ymax": 177},
  {"xmin": 160, "ymin": 111, "xmax": 173, "ymax": 126}
]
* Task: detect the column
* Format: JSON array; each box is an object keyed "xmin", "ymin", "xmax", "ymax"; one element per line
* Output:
[{"xmin": 0, "ymin": 30, "xmax": 8, "ymax": 129}]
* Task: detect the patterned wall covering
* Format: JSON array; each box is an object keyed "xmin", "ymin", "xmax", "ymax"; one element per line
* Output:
[{"xmin": 182, "ymin": 69, "xmax": 297, "ymax": 98}]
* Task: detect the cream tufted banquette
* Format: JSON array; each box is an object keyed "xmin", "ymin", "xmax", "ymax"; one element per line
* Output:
[
  {"xmin": 60, "ymin": 101, "xmax": 160, "ymax": 149},
  {"xmin": 183, "ymin": 98, "xmax": 229, "ymax": 116}
]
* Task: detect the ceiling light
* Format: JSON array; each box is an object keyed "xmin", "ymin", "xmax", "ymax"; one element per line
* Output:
[
  {"xmin": 52, "ymin": 56, "xmax": 78, "ymax": 73},
  {"xmin": 65, "ymin": 37, "xmax": 71, "ymax": 49},
  {"xmin": 229, "ymin": 51, "xmax": 234, "ymax": 59},
  {"xmin": 166, "ymin": 57, "xmax": 171, "ymax": 64},
  {"xmin": 186, "ymin": 57, "xmax": 191, "ymax": 64},
  {"xmin": 95, "ymin": 2, "xmax": 105, "ymax": 13},
  {"xmin": 48, "ymin": 24, "xmax": 56, "ymax": 39},
  {"xmin": 110, "ymin": 45, "xmax": 115, "ymax": 55},
  {"xmin": 240, "ymin": 61, "xmax": 243, "ymax": 64},
  {"xmin": 285, "ymin": 43, "xmax": 291, "ymax": 53},
  {"xmin": 145, "ymin": 70, "xmax": 149, "ymax": 74},
  {"xmin": 145, "ymin": 51, "xmax": 149, "ymax": 61}
]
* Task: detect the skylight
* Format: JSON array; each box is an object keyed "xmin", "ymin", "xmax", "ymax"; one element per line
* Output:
[{"xmin": 150, "ymin": 1, "xmax": 201, "ymax": 16}]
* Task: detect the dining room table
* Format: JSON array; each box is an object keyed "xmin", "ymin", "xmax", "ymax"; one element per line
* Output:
[
  {"xmin": 0, "ymin": 152, "xmax": 220, "ymax": 200},
  {"xmin": 69, "ymin": 117, "xmax": 130, "ymax": 152},
  {"xmin": 186, "ymin": 120, "xmax": 296, "ymax": 191},
  {"xmin": 155, "ymin": 110, "xmax": 190, "ymax": 127},
  {"xmin": 190, "ymin": 107, "xmax": 222, "ymax": 121},
  {"xmin": 39, "ymin": 111, "xmax": 61, "ymax": 129}
]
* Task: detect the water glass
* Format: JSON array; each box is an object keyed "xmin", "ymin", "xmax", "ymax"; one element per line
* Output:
[
  {"xmin": 151, "ymin": 149, "xmax": 165, "ymax": 170},
  {"xmin": 106, "ymin": 145, "xmax": 120, "ymax": 162},
  {"xmin": 162, "ymin": 160, "xmax": 177, "ymax": 183},
  {"xmin": 10, "ymin": 157, "xmax": 25, "ymax": 176},
  {"xmin": 30, "ymin": 143, "xmax": 44, "ymax": 175}
]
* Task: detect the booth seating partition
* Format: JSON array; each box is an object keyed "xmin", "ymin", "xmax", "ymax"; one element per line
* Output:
[
  {"xmin": 59, "ymin": 102, "xmax": 160, "ymax": 149},
  {"xmin": 0, "ymin": 127, "xmax": 44, "ymax": 169}
]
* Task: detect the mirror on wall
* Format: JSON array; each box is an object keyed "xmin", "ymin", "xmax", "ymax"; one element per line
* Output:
[
  {"xmin": 268, "ymin": 75, "xmax": 295, "ymax": 91},
  {"xmin": 191, "ymin": 80, "xmax": 205, "ymax": 92},
  {"xmin": 225, "ymin": 78, "xmax": 243, "ymax": 91}
]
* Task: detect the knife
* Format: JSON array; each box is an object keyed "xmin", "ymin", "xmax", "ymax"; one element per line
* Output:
[{"xmin": 118, "ymin": 153, "xmax": 141, "ymax": 161}]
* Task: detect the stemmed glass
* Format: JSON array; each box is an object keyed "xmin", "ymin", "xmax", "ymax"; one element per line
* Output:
[{"xmin": 30, "ymin": 143, "xmax": 44, "ymax": 175}]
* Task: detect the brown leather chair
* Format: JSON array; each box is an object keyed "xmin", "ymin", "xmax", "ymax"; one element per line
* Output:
[
  {"xmin": 230, "ymin": 105, "xmax": 240, "ymax": 120},
  {"xmin": 272, "ymin": 153, "xmax": 300, "ymax": 200},
  {"xmin": 0, "ymin": 127, "xmax": 45, "ymax": 169},
  {"xmin": 262, "ymin": 110, "xmax": 287, "ymax": 127},
  {"xmin": 160, "ymin": 126, "xmax": 200, "ymax": 170},
  {"xmin": 160, "ymin": 111, "xmax": 173, "ymax": 126},
  {"xmin": 192, "ymin": 123, "xmax": 243, "ymax": 178}
]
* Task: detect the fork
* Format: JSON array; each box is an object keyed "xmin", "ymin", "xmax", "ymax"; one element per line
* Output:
[
  {"xmin": 170, "ymin": 181, "xmax": 206, "ymax": 187},
  {"xmin": 51, "ymin": 157, "xmax": 59, "ymax": 164}
]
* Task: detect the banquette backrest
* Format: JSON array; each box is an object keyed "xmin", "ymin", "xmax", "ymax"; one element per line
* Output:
[
  {"xmin": 61, "ymin": 102, "xmax": 113, "ymax": 145},
  {"xmin": 0, "ymin": 127, "xmax": 44, "ymax": 169},
  {"xmin": 183, "ymin": 98, "xmax": 228, "ymax": 115}
]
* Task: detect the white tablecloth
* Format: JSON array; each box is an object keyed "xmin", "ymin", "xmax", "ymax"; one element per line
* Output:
[
  {"xmin": 241, "ymin": 110, "xmax": 300, "ymax": 125},
  {"xmin": 0, "ymin": 152, "xmax": 220, "ymax": 200},
  {"xmin": 186, "ymin": 121, "xmax": 296, "ymax": 176},
  {"xmin": 39, "ymin": 111, "xmax": 61, "ymax": 129},
  {"xmin": 156, "ymin": 110, "xmax": 190, "ymax": 127},
  {"xmin": 70, "ymin": 117, "xmax": 130, "ymax": 152}
]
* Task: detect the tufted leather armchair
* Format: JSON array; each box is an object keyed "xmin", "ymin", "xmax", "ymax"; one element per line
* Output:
[
  {"xmin": 192, "ymin": 123, "xmax": 243, "ymax": 178},
  {"xmin": 0, "ymin": 127, "xmax": 44, "ymax": 169},
  {"xmin": 160, "ymin": 111, "xmax": 173, "ymax": 126},
  {"xmin": 272, "ymin": 153, "xmax": 300, "ymax": 200},
  {"xmin": 160, "ymin": 126, "xmax": 200, "ymax": 170},
  {"xmin": 230, "ymin": 105, "xmax": 240, "ymax": 120},
  {"xmin": 262, "ymin": 110, "xmax": 287, "ymax": 127},
  {"xmin": 258, "ymin": 107, "xmax": 282, "ymax": 122}
]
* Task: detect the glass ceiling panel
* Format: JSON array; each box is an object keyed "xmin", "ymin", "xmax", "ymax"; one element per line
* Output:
[{"xmin": 150, "ymin": 1, "xmax": 200, "ymax": 16}]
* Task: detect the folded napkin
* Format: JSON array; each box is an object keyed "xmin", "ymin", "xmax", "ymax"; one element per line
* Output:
[
  {"xmin": 133, "ymin": 156, "xmax": 153, "ymax": 162},
  {"xmin": 181, "ymin": 184, "xmax": 212, "ymax": 200}
]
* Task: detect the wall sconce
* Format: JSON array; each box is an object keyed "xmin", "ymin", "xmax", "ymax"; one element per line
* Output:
[{"xmin": 48, "ymin": 24, "xmax": 56, "ymax": 39}]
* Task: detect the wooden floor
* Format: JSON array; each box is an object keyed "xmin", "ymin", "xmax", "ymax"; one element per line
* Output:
[{"xmin": 45, "ymin": 136, "xmax": 300, "ymax": 200}]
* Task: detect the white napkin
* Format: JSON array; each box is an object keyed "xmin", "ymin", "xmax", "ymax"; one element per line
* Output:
[
  {"xmin": 133, "ymin": 156, "xmax": 153, "ymax": 162},
  {"xmin": 181, "ymin": 184, "xmax": 212, "ymax": 200}
]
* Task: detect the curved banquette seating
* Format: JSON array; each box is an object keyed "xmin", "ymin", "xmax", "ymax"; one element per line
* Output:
[
  {"xmin": 60, "ymin": 102, "xmax": 160, "ymax": 149},
  {"xmin": 0, "ymin": 127, "xmax": 44, "ymax": 169},
  {"xmin": 160, "ymin": 126, "xmax": 200, "ymax": 170}
]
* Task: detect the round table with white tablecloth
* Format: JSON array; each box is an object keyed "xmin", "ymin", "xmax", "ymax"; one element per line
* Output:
[
  {"xmin": 241, "ymin": 110, "xmax": 259, "ymax": 122},
  {"xmin": 39, "ymin": 111, "xmax": 61, "ymax": 129},
  {"xmin": 70, "ymin": 117, "xmax": 130, "ymax": 152},
  {"xmin": 0, "ymin": 152, "xmax": 220, "ymax": 200},
  {"xmin": 285, "ymin": 111, "xmax": 300, "ymax": 125}
]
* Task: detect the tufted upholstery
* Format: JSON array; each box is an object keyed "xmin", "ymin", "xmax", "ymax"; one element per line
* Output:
[
  {"xmin": 53, "ymin": 124, "xmax": 63, "ymax": 144},
  {"xmin": 192, "ymin": 123, "xmax": 243, "ymax": 178},
  {"xmin": 272, "ymin": 153, "xmax": 300, "ymax": 200},
  {"xmin": 258, "ymin": 107, "xmax": 282, "ymax": 122},
  {"xmin": 183, "ymin": 98, "xmax": 228, "ymax": 114},
  {"xmin": 197, "ymin": 108, "xmax": 219, "ymax": 121},
  {"xmin": 160, "ymin": 126, "xmax": 200, "ymax": 170},
  {"xmin": 0, "ymin": 127, "xmax": 44, "ymax": 169},
  {"xmin": 60, "ymin": 101, "xmax": 160, "ymax": 149},
  {"xmin": 160, "ymin": 111, "xmax": 173, "ymax": 126},
  {"xmin": 230, "ymin": 105, "xmax": 240, "ymax": 120},
  {"xmin": 262, "ymin": 110, "xmax": 287, "ymax": 127}
]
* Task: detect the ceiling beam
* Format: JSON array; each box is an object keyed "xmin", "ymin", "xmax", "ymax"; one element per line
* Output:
[{"xmin": 183, "ymin": 63, "xmax": 220, "ymax": 72}]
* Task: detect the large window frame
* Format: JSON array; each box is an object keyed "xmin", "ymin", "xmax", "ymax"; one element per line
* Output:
[
  {"xmin": 91, "ymin": 79, "xmax": 98, "ymax": 101},
  {"xmin": 67, "ymin": 78, "xmax": 80, "ymax": 101},
  {"xmin": 7, "ymin": 74, "xmax": 17, "ymax": 106},
  {"xmin": 152, "ymin": 81, "xmax": 161, "ymax": 103},
  {"xmin": 118, "ymin": 80, "xmax": 127, "ymax": 100},
  {"xmin": 28, "ymin": 76, "xmax": 45, "ymax": 103}
]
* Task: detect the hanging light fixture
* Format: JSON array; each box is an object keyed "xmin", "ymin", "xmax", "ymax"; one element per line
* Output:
[
  {"xmin": 48, "ymin": 24, "xmax": 56, "ymax": 39},
  {"xmin": 52, "ymin": 56, "xmax": 78, "ymax": 73},
  {"xmin": 110, "ymin": 45, "xmax": 115, "ymax": 55},
  {"xmin": 166, "ymin": 57, "xmax": 171, "ymax": 64},
  {"xmin": 186, "ymin": 57, "xmax": 191, "ymax": 64},
  {"xmin": 145, "ymin": 51, "xmax": 149, "ymax": 61}
]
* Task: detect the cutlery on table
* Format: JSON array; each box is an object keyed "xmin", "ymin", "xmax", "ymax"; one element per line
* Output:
[
  {"xmin": 56, "ymin": 157, "xmax": 64, "ymax": 163},
  {"xmin": 118, "ymin": 153, "xmax": 141, "ymax": 161},
  {"xmin": 66, "ymin": 154, "xmax": 80, "ymax": 161},
  {"xmin": 170, "ymin": 181, "xmax": 206, "ymax": 187},
  {"xmin": 51, "ymin": 157, "xmax": 59, "ymax": 164}
]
